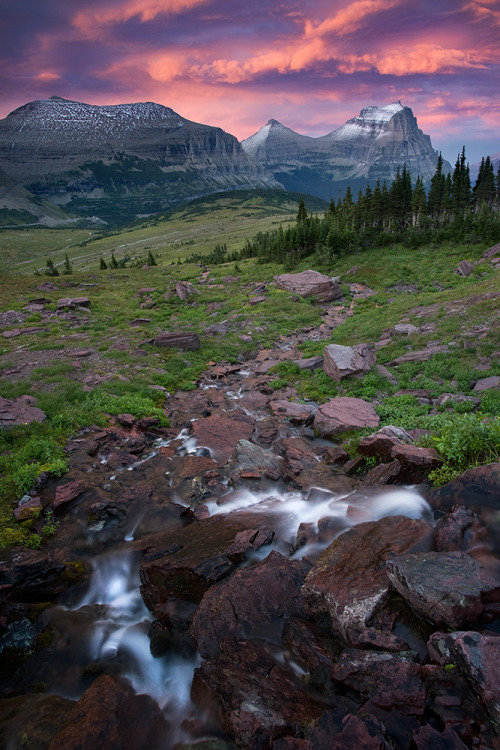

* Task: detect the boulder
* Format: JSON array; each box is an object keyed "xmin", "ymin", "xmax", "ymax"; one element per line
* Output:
[
  {"xmin": 274, "ymin": 270, "xmax": 342, "ymax": 302},
  {"xmin": 225, "ymin": 439, "xmax": 283, "ymax": 480},
  {"xmin": 314, "ymin": 397, "xmax": 380, "ymax": 438},
  {"xmin": 322, "ymin": 344, "xmax": 367, "ymax": 381},
  {"xmin": 139, "ymin": 513, "xmax": 276, "ymax": 607},
  {"xmin": 330, "ymin": 650, "xmax": 427, "ymax": 717},
  {"xmin": 191, "ymin": 638, "xmax": 326, "ymax": 749},
  {"xmin": 0, "ymin": 694, "xmax": 75, "ymax": 750},
  {"xmin": 307, "ymin": 713, "xmax": 390, "ymax": 750},
  {"xmin": 282, "ymin": 617, "xmax": 343, "ymax": 691},
  {"xmin": 390, "ymin": 444, "xmax": 440, "ymax": 481},
  {"xmin": 52, "ymin": 480, "xmax": 85, "ymax": 513},
  {"xmin": 433, "ymin": 506, "xmax": 490, "ymax": 553},
  {"xmin": 269, "ymin": 400, "xmax": 316, "ymax": 424},
  {"xmin": 428, "ymin": 630, "xmax": 500, "ymax": 731},
  {"xmin": 47, "ymin": 675, "xmax": 169, "ymax": 750},
  {"xmin": 191, "ymin": 551, "xmax": 305, "ymax": 658},
  {"xmin": 56, "ymin": 297, "xmax": 90, "ymax": 310},
  {"xmin": 393, "ymin": 323, "xmax": 420, "ymax": 335},
  {"xmin": 483, "ymin": 241, "xmax": 500, "ymax": 259},
  {"xmin": 456, "ymin": 260, "xmax": 474, "ymax": 276},
  {"xmin": 0, "ymin": 396, "xmax": 46, "ymax": 429},
  {"xmin": 363, "ymin": 460, "xmax": 402, "ymax": 486},
  {"xmin": 412, "ymin": 725, "xmax": 468, "ymax": 750},
  {"xmin": 192, "ymin": 414, "xmax": 255, "ymax": 465},
  {"xmin": 424, "ymin": 462, "xmax": 500, "ymax": 511},
  {"xmin": 292, "ymin": 356, "xmax": 324, "ymax": 371},
  {"xmin": 386, "ymin": 551, "xmax": 500, "ymax": 628},
  {"xmin": 302, "ymin": 516, "xmax": 432, "ymax": 641},
  {"xmin": 387, "ymin": 345, "xmax": 448, "ymax": 365},
  {"xmin": 473, "ymin": 375, "xmax": 500, "ymax": 391},
  {"xmin": 152, "ymin": 332, "xmax": 200, "ymax": 351}
]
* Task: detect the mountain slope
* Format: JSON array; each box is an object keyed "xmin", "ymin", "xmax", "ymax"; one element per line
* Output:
[
  {"xmin": 242, "ymin": 102, "xmax": 450, "ymax": 200},
  {"xmin": 0, "ymin": 165, "xmax": 74, "ymax": 226},
  {"xmin": 0, "ymin": 97, "xmax": 278, "ymax": 224}
]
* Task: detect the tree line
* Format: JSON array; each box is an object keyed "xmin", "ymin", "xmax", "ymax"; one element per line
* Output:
[{"xmin": 187, "ymin": 149, "xmax": 500, "ymax": 268}]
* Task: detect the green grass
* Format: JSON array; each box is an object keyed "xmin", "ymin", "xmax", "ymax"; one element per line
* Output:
[{"xmin": 0, "ymin": 202, "xmax": 499, "ymax": 545}]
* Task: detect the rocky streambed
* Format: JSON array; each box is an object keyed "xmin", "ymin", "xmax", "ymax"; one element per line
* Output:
[{"xmin": 1, "ymin": 333, "xmax": 500, "ymax": 749}]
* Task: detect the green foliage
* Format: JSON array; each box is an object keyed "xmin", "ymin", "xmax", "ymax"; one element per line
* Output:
[
  {"xmin": 375, "ymin": 395, "xmax": 430, "ymax": 430},
  {"xmin": 45, "ymin": 258, "xmax": 59, "ymax": 276},
  {"xmin": 431, "ymin": 413, "xmax": 500, "ymax": 469},
  {"xmin": 269, "ymin": 378, "xmax": 289, "ymax": 390}
]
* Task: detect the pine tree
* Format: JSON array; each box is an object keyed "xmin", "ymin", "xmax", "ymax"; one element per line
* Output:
[
  {"xmin": 147, "ymin": 250, "xmax": 157, "ymax": 266},
  {"xmin": 296, "ymin": 198, "xmax": 307, "ymax": 223},
  {"xmin": 411, "ymin": 177, "xmax": 427, "ymax": 226},
  {"xmin": 100, "ymin": 257, "xmax": 107, "ymax": 270},
  {"xmin": 474, "ymin": 156, "xmax": 496, "ymax": 207},
  {"xmin": 45, "ymin": 259, "xmax": 59, "ymax": 277},
  {"xmin": 428, "ymin": 153, "xmax": 446, "ymax": 219},
  {"xmin": 110, "ymin": 253, "xmax": 119, "ymax": 269},
  {"xmin": 63, "ymin": 253, "xmax": 73, "ymax": 275}
]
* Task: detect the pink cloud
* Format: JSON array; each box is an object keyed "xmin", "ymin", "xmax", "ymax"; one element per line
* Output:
[
  {"xmin": 305, "ymin": 0, "xmax": 403, "ymax": 38},
  {"xmin": 72, "ymin": 0, "xmax": 211, "ymax": 36}
]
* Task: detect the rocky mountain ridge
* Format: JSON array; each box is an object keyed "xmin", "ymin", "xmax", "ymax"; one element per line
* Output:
[
  {"xmin": 0, "ymin": 97, "xmax": 448, "ymax": 225},
  {"xmin": 0, "ymin": 96, "xmax": 277, "ymax": 225},
  {"xmin": 242, "ymin": 101, "xmax": 450, "ymax": 200}
]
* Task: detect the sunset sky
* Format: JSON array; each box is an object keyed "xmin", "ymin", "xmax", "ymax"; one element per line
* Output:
[{"xmin": 1, "ymin": 0, "xmax": 499, "ymax": 163}]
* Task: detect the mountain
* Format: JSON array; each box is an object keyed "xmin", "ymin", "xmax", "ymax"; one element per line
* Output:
[
  {"xmin": 242, "ymin": 102, "xmax": 450, "ymax": 200},
  {"xmin": 0, "ymin": 165, "xmax": 74, "ymax": 227},
  {"xmin": 0, "ymin": 96, "xmax": 277, "ymax": 225}
]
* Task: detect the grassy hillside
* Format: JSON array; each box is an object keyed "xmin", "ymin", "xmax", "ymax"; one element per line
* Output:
[
  {"xmin": 0, "ymin": 192, "xmax": 498, "ymax": 548},
  {"xmin": 0, "ymin": 189, "xmax": 327, "ymax": 274}
]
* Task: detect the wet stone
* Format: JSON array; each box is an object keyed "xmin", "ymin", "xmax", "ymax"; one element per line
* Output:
[{"xmin": 386, "ymin": 551, "xmax": 500, "ymax": 628}]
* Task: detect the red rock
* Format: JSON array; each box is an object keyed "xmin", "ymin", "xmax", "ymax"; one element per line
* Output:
[
  {"xmin": 0, "ymin": 396, "xmax": 46, "ymax": 428},
  {"xmin": 322, "ymin": 344, "xmax": 367, "ymax": 381},
  {"xmin": 412, "ymin": 724, "xmax": 468, "ymax": 749},
  {"xmin": 191, "ymin": 638, "xmax": 326, "ymax": 749},
  {"xmin": 428, "ymin": 630, "xmax": 500, "ymax": 731},
  {"xmin": 282, "ymin": 617, "xmax": 343, "ymax": 691},
  {"xmin": 274, "ymin": 270, "xmax": 342, "ymax": 302},
  {"xmin": 153, "ymin": 331, "xmax": 200, "ymax": 351},
  {"xmin": 363, "ymin": 460, "xmax": 402, "ymax": 486},
  {"xmin": 139, "ymin": 513, "xmax": 277, "ymax": 606},
  {"xmin": 191, "ymin": 551, "xmax": 305, "ymax": 658},
  {"xmin": 425, "ymin": 463, "xmax": 500, "ymax": 512},
  {"xmin": 270, "ymin": 400, "xmax": 316, "ymax": 423},
  {"xmin": 387, "ymin": 346, "xmax": 448, "ymax": 365},
  {"xmin": 281, "ymin": 436, "xmax": 319, "ymax": 478},
  {"xmin": 434, "ymin": 506, "xmax": 490, "ymax": 552},
  {"xmin": 56, "ymin": 297, "xmax": 91, "ymax": 310},
  {"xmin": 358, "ymin": 433, "xmax": 401, "ymax": 461},
  {"xmin": 390, "ymin": 443, "xmax": 440, "ymax": 466},
  {"xmin": 53, "ymin": 480, "xmax": 85, "ymax": 513},
  {"xmin": 310, "ymin": 713, "xmax": 390, "ymax": 749},
  {"xmin": 116, "ymin": 413, "xmax": 135, "ymax": 428},
  {"xmin": 302, "ymin": 516, "xmax": 433, "ymax": 641},
  {"xmin": 386, "ymin": 551, "xmax": 500, "ymax": 628},
  {"xmin": 191, "ymin": 414, "xmax": 255, "ymax": 464},
  {"xmin": 473, "ymin": 375, "xmax": 500, "ymax": 391},
  {"xmin": 314, "ymin": 397, "xmax": 380, "ymax": 438},
  {"xmin": 0, "ymin": 693, "xmax": 75, "ymax": 750},
  {"xmin": 47, "ymin": 675, "xmax": 169, "ymax": 750},
  {"xmin": 292, "ymin": 355, "xmax": 324, "ymax": 371},
  {"xmin": 323, "ymin": 446, "xmax": 349, "ymax": 464},
  {"xmin": 13, "ymin": 496, "xmax": 42, "ymax": 521},
  {"xmin": 330, "ymin": 650, "xmax": 427, "ymax": 717}
]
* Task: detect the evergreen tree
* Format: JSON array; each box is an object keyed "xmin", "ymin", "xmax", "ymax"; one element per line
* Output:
[
  {"xmin": 296, "ymin": 198, "xmax": 307, "ymax": 223},
  {"xmin": 63, "ymin": 253, "xmax": 73, "ymax": 275},
  {"xmin": 428, "ymin": 153, "xmax": 446, "ymax": 219},
  {"xmin": 100, "ymin": 257, "xmax": 107, "ymax": 270},
  {"xmin": 45, "ymin": 258, "xmax": 59, "ymax": 277},
  {"xmin": 452, "ymin": 146, "xmax": 471, "ymax": 213},
  {"xmin": 474, "ymin": 156, "xmax": 496, "ymax": 207},
  {"xmin": 147, "ymin": 250, "xmax": 157, "ymax": 266},
  {"xmin": 411, "ymin": 176, "xmax": 427, "ymax": 226},
  {"xmin": 110, "ymin": 253, "xmax": 119, "ymax": 269}
]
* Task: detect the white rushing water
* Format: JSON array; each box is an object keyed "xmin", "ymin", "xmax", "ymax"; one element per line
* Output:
[{"xmin": 71, "ymin": 550, "xmax": 200, "ymax": 712}]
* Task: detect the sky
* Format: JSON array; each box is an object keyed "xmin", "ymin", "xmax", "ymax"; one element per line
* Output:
[{"xmin": 1, "ymin": 0, "xmax": 499, "ymax": 164}]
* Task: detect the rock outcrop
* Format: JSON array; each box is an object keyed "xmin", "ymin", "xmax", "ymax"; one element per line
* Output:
[{"xmin": 275, "ymin": 270, "xmax": 342, "ymax": 302}]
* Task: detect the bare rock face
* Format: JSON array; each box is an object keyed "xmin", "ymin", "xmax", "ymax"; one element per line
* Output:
[
  {"xmin": 314, "ymin": 397, "xmax": 380, "ymax": 437},
  {"xmin": 386, "ymin": 551, "xmax": 500, "ymax": 628},
  {"xmin": 274, "ymin": 270, "xmax": 342, "ymax": 302},
  {"xmin": 424, "ymin": 462, "xmax": 500, "ymax": 512},
  {"xmin": 302, "ymin": 516, "xmax": 433, "ymax": 641}
]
